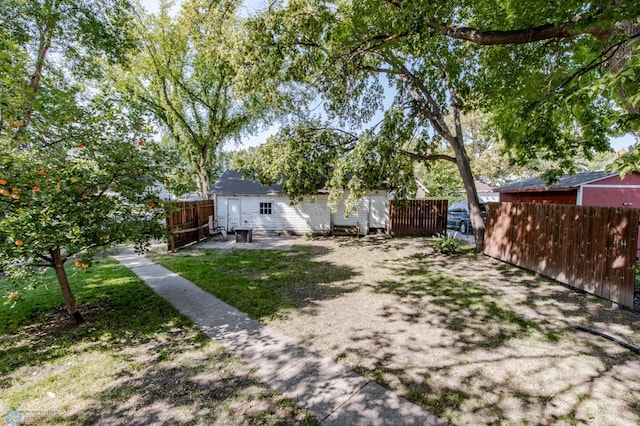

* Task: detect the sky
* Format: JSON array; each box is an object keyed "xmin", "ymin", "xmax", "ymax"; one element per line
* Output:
[
  {"xmin": 138, "ymin": 0, "xmax": 638, "ymax": 153},
  {"xmin": 140, "ymin": 0, "xmax": 267, "ymax": 18}
]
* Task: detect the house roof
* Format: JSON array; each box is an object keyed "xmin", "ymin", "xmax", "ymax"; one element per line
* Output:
[
  {"xmin": 496, "ymin": 171, "xmax": 618, "ymax": 193},
  {"xmin": 474, "ymin": 180, "xmax": 494, "ymax": 192},
  {"xmin": 210, "ymin": 170, "xmax": 283, "ymax": 195}
]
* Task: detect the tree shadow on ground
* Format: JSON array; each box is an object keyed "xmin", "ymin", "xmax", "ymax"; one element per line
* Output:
[
  {"xmin": 0, "ymin": 272, "xmax": 319, "ymax": 425},
  {"xmin": 0, "ymin": 260, "xmax": 196, "ymax": 378},
  {"xmin": 346, "ymin": 248, "xmax": 640, "ymax": 423},
  {"xmin": 313, "ymin": 235, "xmax": 415, "ymax": 252},
  {"xmin": 390, "ymin": 249, "xmax": 640, "ymax": 342},
  {"xmin": 64, "ymin": 338, "xmax": 319, "ymax": 425}
]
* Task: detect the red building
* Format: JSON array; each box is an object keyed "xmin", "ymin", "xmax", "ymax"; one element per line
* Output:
[{"xmin": 496, "ymin": 171, "xmax": 640, "ymax": 208}]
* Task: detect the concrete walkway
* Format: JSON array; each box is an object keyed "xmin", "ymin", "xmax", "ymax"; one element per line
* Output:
[{"xmin": 115, "ymin": 250, "xmax": 447, "ymax": 425}]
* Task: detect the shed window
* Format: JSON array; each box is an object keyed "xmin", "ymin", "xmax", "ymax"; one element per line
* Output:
[{"xmin": 260, "ymin": 202, "xmax": 272, "ymax": 215}]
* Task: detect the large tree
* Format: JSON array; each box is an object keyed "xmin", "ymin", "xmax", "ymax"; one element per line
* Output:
[
  {"xmin": 236, "ymin": 0, "xmax": 639, "ymax": 251},
  {"xmin": 415, "ymin": 112, "xmax": 620, "ymax": 199},
  {"xmin": 1, "ymin": 0, "xmax": 168, "ymax": 323},
  {"xmin": 117, "ymin": 0, "xmax": 260, "ymax": 199}
]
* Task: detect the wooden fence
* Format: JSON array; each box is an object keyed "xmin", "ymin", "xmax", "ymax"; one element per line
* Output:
[
  {"xmin": 167, "ymin": 200, "xmax": 214, "ymax": 252},
  {"xmin": 389, "ymin": 199, "xmax": 448, "ymax": 236},
  {"xmin": 483, "ymin": 202, "xmax": 638, "ymax": 308}
]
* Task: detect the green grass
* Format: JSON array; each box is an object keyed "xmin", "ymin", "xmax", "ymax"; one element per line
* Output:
[
  {"xmin": 149, "ymin": 246, "xmax": 357, "ymax": 321},
  {"xmin": 0, "ymin": 259, "xmax": 184, "ymax": 373},
  {"xmin": 0, "ymin": 258, "xmax": 319, "ymax": 425},
  {"xmin": 56, "ymin": 242, "xmax": 635, "ymax": 426}
]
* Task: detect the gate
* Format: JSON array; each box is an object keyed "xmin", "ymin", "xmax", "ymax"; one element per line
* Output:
[
  {"xmin": 167, "ymin": 200, "xmax": 214, "ymax": 252},
  {"xmin": 389, "ymin": 199, "xmax": 448, "ymax": 236}
]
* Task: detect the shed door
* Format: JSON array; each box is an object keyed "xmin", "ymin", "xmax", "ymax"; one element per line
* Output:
[
  {"xmin": 227, "ymin": 199, "xmax": 240, "ymax": 231},
  {"xmin": 369, "ymin": 196, "xmax": 387, "ymax": 229}
]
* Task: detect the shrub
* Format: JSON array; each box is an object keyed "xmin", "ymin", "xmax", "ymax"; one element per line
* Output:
[{"xmin": 430, "ymin": 234, "xmax": 461, "ymax": 255}]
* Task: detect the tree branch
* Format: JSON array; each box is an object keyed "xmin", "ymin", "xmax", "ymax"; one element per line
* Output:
[
  {"xmin": 382, "ymin": 0, "xmax": 608, "ymax": 45},
  {"xmin": 396, "ymin": 149, "xmax": 457, "ymax": 163},
  {"xmin": 35, "ymin": 253, "xmax": 54, "ymax": 265},
  {"xmin": 361, "ymin": 65, "xmax": 403, "ymax": 75},
  {"xmin": 424, "ymin": 19, "xmax": 595, "ymax": 45},
  {"xmin": 559, "ymin": 33, "xmax": 640, "ymax": 89},
  {"xmin": 382, "ymin": 51, "xmax": 454, "ymax": 143}
]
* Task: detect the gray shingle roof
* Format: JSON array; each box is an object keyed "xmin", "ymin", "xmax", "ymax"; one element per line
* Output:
[
  {"xmin": 496, "ymin": 171, "xmax": 618, "ymax": 192},
  {"xmin": 210, "ymin": 170, "xmax": 283, "ymax": 195}
]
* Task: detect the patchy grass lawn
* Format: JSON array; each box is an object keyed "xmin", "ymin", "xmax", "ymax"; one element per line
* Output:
[
  {"xmin": 152, "ymin": 236, "xmax": 640, "ymax": 425},
  {"xmin": 148, "ymin": 246, "xmax": 358, "ymax": 321},
  {"xmin": 0, "ymin": 258, "xmax": 319, "ymax": 425}
]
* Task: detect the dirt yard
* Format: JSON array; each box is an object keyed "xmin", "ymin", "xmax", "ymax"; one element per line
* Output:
[{"xmin": 264, "ymin": 236, "xmax": 640, "ymax": 425}]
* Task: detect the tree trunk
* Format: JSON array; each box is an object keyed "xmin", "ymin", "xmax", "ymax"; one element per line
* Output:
[
  {"xmin": 604, "ymin": 19, "xmax": 640, "ymax": 117},
  {"xmin": 196, "ymin": 167, "xmax": 210, "ymax": 200},
  {"xmin": 448, "ymin": 85, "xmax": 485, "ymax": 252},
  {"xmin": 449, "ymin": 136, "xmax": 485, "ymax": 252},
  {"xmin": 390, "ymin": 55, "xmax": 485, "ymax": 250},
  {"xmin": 52, "ymin": 248, "xmax": 85, "ymax": 324},
  {"xmin": 24, "ymin": 26, "xmax": 52, "ymax": 129}
]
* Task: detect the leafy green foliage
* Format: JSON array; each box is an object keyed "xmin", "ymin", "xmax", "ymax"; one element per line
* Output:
[
  {"xmin": 0, "ymin": 0, "xmax": 171, "ymax": 319},
  {"xmin": 0, "ymin": 97, "xmax": 169, "ymax": 293},
  {"xmin": 116, "ymin": 0, "xmax": 262, "ymax": 198},
  {"xmin": 430, "ymin": 235, "xmax": 462, "ymax": 255},
  {"xmin": 236, "ymin": 0, "xmax": 640, "ymax": 206},
  {"xmin": 0, "ymin": 0, "xmax": 137, "ymax": 78}
]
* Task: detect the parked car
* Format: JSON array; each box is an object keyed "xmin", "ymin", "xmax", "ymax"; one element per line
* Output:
[{"xmin": 447, "ymin": 201, "xmax": 486, "ymax": 235}]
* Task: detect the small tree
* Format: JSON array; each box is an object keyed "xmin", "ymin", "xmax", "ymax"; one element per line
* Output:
[
  {"xmin": 1, "ymin": 98, "xmax": 168, "ymax": 323},
  {"xmin": 0, "ymin": 0, "xmax": 169, "ymax": 324}
]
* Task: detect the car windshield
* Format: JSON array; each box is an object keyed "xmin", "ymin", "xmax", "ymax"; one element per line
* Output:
[{"xmin": 448, "ymin": 202, "xmax": 486, "ymax": 213}]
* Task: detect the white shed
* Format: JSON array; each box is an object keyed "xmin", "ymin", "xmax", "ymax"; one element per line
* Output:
[{"xmin": 210, "ymin": 170, "xmax": 389, "ymax": 235}]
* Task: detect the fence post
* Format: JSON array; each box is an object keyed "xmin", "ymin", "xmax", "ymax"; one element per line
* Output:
[{"xmin": 167, "ymin": 208, "xmax": 175, "ymax": 253}]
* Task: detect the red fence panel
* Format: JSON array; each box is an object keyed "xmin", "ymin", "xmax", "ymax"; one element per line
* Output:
[{"xmin": 484, "ymin": 202, "xmax": 637, "ymax": 308}]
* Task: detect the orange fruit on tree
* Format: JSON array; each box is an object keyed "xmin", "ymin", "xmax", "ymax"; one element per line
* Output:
[
  {"xmin": 38, "ymin": 169, "xmax": 47, "ymax": 176},
  {"xmin": 11, "ymin": 194, "xmax": 20, "ymax": 200},
  {"xmin": 138, "ymin": 141, "xmax": 145, "ymax": 146},
  {"xmin": 0, "ymin": 189, "xmax": 9, "ymax": 196},
  {"xmin": 9, "ymin": 292, "xmax": 19, "ymax": 300},
  {"xmin": 75, "ymin": 261, "xmax": 82, "ymax": 267},
  {"xmin": 14, "ymin": 240, "xmax": 23, "ymax": 247},
  {"xmin": 77, "ymin": 143, "xmax": 85, "ymax": 148},
  {"xmin": 0, "ymin": 179, "xmax": 6, "ymax": 185},
  {"xmin": 33, "ymin": 186, "xmax": 40, "ymax": 191}
]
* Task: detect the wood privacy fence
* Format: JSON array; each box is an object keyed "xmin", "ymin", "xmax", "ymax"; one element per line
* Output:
[
  {"xmin": 167, "ymin": 200, "xmax": 214, "ymax": 252},
  {"xmin": 389, "ymin": 199, "xmax": 448, "ymax": 236},
  {"xmin": 483, "ymin": 202, "xmax": 638, "ymax": 308}
]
